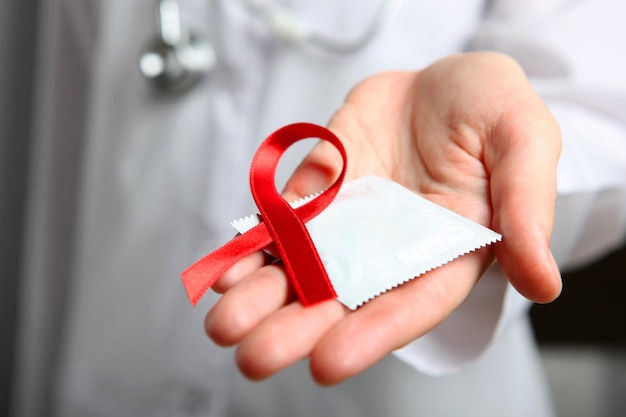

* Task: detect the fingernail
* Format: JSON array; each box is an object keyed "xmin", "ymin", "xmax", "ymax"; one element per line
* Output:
[{"xmin": 549, "ymin": 252, "xmax": 563, "ymax": 297}]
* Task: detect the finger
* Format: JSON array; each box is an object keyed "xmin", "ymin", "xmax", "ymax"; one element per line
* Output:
[
  {"xmin": 206, "ymin": 264, "xmax": 294, "ymax": 346},
  {"xmin": 211, "ymin": 250, "xmax": 267, "ymax": 294},
  {"xmin": 236, "ymin": 300, "xmax": 346, "ymax": 381},
  {"xmin": 487, "ymin": 103, "xmax": 563, "ymax": 303},
  {"xmin": 310, "ymin": 248, "xmax": 492, "ymax": 385}
]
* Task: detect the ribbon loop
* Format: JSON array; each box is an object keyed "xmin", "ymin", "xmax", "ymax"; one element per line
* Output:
[{"xmin": 181, "ymin": 123, "xmax": 347, "ymax": 306}]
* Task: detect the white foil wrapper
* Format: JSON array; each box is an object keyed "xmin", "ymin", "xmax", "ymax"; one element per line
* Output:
[{"xmin": 232, "ymin": 175, "xmax": 502, "ymax": 310}]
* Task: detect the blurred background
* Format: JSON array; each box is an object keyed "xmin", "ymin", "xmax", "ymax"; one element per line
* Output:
[
  {"xmin": 1, "ymin": 0, "xmax": 38, "ymax": 414},
  {"xmin": 1, "ymin": 1, "xmax": 625, "ymax": 416},
  {"xmin": 531, "ymin": 245, "xmax": 626, "ymax": 417}
]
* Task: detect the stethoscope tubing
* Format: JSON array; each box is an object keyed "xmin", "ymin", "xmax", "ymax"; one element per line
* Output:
[{"xmin": 139, "ymin": 0, "xmax": 405, "ymax": 93}]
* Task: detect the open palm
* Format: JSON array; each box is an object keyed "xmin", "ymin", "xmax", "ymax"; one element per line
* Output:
[{"xmin": 205, "ymin": 52, "xmax": 562, "ymax": 385}]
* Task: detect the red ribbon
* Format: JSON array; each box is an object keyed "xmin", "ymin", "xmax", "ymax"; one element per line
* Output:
[{"xmin": 181, "ymin": 123, "xmax": 347, "ymax": 306}]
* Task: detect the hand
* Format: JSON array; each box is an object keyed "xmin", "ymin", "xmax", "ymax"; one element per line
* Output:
[{"xmin": 204, "ymin": 52, "xmax": 562, "ymax": 385}]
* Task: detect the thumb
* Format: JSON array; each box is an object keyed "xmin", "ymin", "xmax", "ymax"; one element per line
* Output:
[{"xmin": 488, "ymin": 105, "xmax": 563, "ymax": 303}]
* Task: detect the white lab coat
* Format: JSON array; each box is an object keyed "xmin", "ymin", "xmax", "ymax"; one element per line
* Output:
[{"xmin": 12, "ymin": 0, "xmax": 626, "ymax": 416}]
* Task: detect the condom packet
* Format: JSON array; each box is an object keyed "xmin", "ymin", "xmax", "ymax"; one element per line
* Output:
[{"xmin": 232, "ymin": 175, "xmax": 502, "ymax": 310}]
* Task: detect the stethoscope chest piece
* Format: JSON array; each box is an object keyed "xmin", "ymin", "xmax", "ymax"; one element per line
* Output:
[{"xmin": 139, "ymin": 0, "xmax": 216, "ymax": 94}]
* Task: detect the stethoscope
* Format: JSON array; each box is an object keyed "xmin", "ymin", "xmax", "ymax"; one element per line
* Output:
[{"xmin": 139, "ymin": 0, "xmax": 405, "ymax": 94}]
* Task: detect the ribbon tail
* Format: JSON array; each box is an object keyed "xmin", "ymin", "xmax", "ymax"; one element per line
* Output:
[{"xmin": 181, "ymin": 223, "xmax": 273, "ymax": 306}]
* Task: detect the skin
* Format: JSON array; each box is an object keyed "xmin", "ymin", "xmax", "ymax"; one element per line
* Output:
[{"xmin": 204, "ymin": 52, "xmax": 563, "ymax": 385}]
